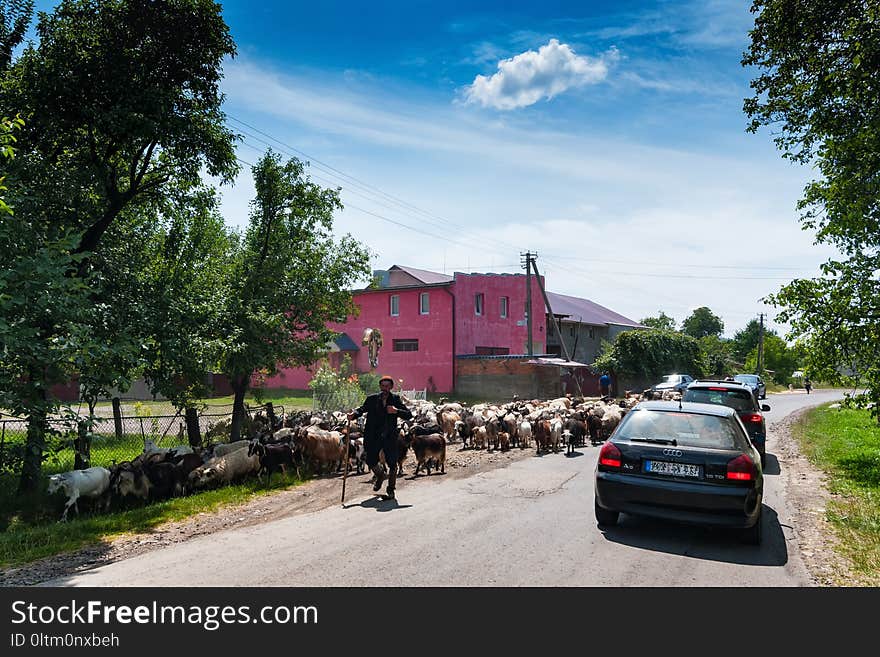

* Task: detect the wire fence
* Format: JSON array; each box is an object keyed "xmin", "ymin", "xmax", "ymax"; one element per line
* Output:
[
  {"xmin": 0, "ymin": 403, "xmax": 284, "ymax": 480},
  {"xmin": 311, "ymin": 389, "xmax": 427, "ymax": 411},
  {"xmin": 312, "ymin": 389, "xmax": 363, "ymax": 412}
]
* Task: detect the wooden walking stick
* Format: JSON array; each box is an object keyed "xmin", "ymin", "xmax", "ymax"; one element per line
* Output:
[{"xmin": 341, "ymin": 420, "xmax": 352, "ymax": 506}]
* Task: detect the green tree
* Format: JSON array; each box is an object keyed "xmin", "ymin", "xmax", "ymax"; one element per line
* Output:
[
  {"xmin": 730, "ymin": 318, "xmax": 778, "ymax": 364},
  {"xmin": 698, "ymin": 335, "xmax": 733, "ymax": 378},
  {"xmin": 138, "ymin": 186, "xmax": 234, "ymax": 410},
  {"xmin": 218, "ymin": 152, "xmax": 371, "ymax": 441},
  {"xmin": 744, "ymin": 0, "xmax": 880, "ymax": 418},
  {"xmin": 593, "ymin": 329, "xmax": 702, "ymax": 383},
  {"xmin": 744, "ymin": 334, "xmax": 799, "ymax": 384},
  {"xmin": 681, "ymin": 307, "xmax": 724, "ymax": 339},
  {"xmin": 0, "ymin": 1, "xmax": 34, "ymax": 70},
  {"xmin": 639, "ymin": 311, "xmax": 676, "ymax": 331},
  {"xmin": 0, "ymin": 0, "xmax": 238, "ymax": 492}
]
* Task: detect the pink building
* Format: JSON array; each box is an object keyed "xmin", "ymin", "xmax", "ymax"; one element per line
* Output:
[{"xmin": 259, "ymin": 265, "xmax": 547, "ymax": 394}]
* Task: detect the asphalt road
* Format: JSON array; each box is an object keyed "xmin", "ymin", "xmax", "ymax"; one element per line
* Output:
[{"xmin": 46, "ymin": 389, "xmax": 846, "ymax": 587}]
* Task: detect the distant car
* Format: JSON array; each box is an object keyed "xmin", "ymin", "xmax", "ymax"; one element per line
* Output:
[
  {"xmin": 649, "ymin": 373, "xmax": 695, "ymax": 395},
  {"xmin": 733, "ymin": 374, "xmax": 766, "ymax": 400},
  {"xmin": 594, "ymin": 401, "xmax": 764, "ymax": 544},
  {"xmin": 684, "ymin": 380, "xmax": 771, "ymax": 467}
]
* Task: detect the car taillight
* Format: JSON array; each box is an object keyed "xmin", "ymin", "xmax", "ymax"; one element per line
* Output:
[
  {"xmin": 599, "ymin": 442, "xmax": 622, "ymax": 468},
  {"xmin": 743, "ymin": 413, "xmax": 763, "ymax": 423},
  {"xmin": 726, "ymin": 454, "xmax": 756, "ymax": 481}
]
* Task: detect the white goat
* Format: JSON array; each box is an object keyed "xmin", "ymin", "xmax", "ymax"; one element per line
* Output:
[{"xmin": 47, "ymin": 467, "xmax": 111, "ymax": 522}]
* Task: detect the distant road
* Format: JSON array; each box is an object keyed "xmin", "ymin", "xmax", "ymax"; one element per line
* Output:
[{"xmin": 47, "ymin": 389, "xmax": 847, "ymax": 587}]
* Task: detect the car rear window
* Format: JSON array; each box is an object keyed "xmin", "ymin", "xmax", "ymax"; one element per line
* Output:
[
  {"xmin": 683, "ymin": 388, "xmax": 756, "ymax": 412},
  {"xmin": 615, "ymin": 409, "xmax": 744, "ymax": 450}
]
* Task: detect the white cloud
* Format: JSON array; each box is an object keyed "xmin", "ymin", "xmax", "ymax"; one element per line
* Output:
[{"xmin": 463, "ymin": 39, "xmax": 619, "ymax": 110}]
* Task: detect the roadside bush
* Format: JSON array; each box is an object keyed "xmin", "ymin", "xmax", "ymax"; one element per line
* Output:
[
  {"xmin": 593, "ymin": 329, "xmax": 702, "ymax": 381},
  {"xmin": 308, "ymin": 358, "xmax": 363, "ymax": 410}
]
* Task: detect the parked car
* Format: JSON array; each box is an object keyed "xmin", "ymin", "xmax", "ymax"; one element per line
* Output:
[
  {"xmin": 733, "ymin": 374, "xmax": 766, "ymax": 400},
  {"xmin": 594, "ymin": 401, "xmax": 764, "ymax": 544},
  {"xmin": 683, "ymin": 380, "xmax": 771, "ymax": 466},
  {"xmin": 649, "ymin": 373, "xmax": 695, "ymax": 395}
]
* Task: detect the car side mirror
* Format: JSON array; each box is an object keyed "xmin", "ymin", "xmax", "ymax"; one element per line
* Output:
[{"xmin": 761, "ymin": 404, "xmax": 770, "ymax": 412}]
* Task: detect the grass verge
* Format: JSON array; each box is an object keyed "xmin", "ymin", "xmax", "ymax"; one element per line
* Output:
[
  {"xmin": 792, "ymin": 404, "xmax": 880, "ymax": 585},
  {"xmin": 0, "ymin": 471, "xmax": 305, "ymax": 569}
]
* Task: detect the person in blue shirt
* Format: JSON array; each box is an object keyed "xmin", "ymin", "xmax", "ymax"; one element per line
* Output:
[{"xmin": 599, "ymin": 372, "xmax": 612, "ymax": 398}]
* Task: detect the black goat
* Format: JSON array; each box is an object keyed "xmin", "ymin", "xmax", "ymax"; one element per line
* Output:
[{"xmin": 248, "ymin": 440, "xmax": 295, "ymax": 485}]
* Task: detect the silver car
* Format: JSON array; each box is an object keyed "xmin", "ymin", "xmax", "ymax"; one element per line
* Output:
[
  {"xmin": 733, "ymin": 374, "xmax": 767, "ymax": 400},
  {"xmin": 650, "ymin": 373, "xmax": 695, "ymax": 394}
]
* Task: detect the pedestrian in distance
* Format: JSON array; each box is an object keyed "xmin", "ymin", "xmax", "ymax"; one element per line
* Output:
[
  {"xmin": 347, "ymin": 375, "xmax": 413, "ymax": 500},
  {"xmin": 804, "ymin": 377, "xmax": 812, "ymax": 394},
  {"xmin": 599, "ymin": 372, "xmax": 612, "ymax": 398}
]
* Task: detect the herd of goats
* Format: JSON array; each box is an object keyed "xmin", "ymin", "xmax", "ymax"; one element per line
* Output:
[{"xmin": 45, "ymin": 390, "xmax": 679, "ymax": 522}]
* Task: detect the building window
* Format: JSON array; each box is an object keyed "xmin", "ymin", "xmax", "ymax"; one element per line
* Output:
[
  {"xmin": 500, "ymin": 296, "xmax": 508, "ymax": 318},
  {"xmin": 475, "ymin": 346, "xmax": 509, "ymax": 355},
  {"xmin": 589, "ymin": 327, "xmax": 595, "ymax": 339},
  {"xmin": 570, "ymin": 324, "xmax": 575, "ymax": 337},
  {"xmin": 393, "ymin": 339, "xmax": 419, "ymax": 352},
  {"xmin": 475, "ymin": 293, "xmax": 484, "ymax": 316},
  {"xmin": 419, "ymin": 292, "xmax": 430, "ymax": 315},
  {"xmin": 390, "ymin": 295, "xmax": 399, "ymax": 317}
]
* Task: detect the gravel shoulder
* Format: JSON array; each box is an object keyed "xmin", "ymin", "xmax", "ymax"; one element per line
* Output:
[{"xmin": 771, "ymin": 407, "xmax": 857, "ymax": 586}]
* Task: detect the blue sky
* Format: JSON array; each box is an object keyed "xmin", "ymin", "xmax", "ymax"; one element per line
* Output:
[{"xmin": 29, "ymin": 1, "xmax": 839, "ymax": 338}]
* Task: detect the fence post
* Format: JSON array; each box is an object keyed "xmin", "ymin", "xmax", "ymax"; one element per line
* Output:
[
  {"xmin": 266, "ymin": 402, "xmax": 276, "ymax": 428},
  {"xmin": 185, "ymin": 407, "xmax": 201, "ymax": 448},
  {"xmin": 74, "ymin": 420, "xmax": 90, "ymax": 470},
  {"xmin": 112, "ymin": 397, "xmax": 123, "ymax": 440}
]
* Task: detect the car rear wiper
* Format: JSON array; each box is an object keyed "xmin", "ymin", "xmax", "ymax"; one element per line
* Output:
[{"xmin": 629, "ymin": 437, "xmax": 678, "ymax": 446}]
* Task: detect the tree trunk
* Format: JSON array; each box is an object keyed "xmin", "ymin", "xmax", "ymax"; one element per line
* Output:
[
  {"xmin": 112, "ymin": 397, "xmax": 123, "ymax": 439},
  {"xmin": 230, "ymin": 376, "xmax": 249, "ymax": 442},
  {"xmin": 185, "ymin": 407, "xmax": 201, "ymax": 448},
  {"xmin": 18, "ymin": 405, "xmax": 48, "ymax": 495}
]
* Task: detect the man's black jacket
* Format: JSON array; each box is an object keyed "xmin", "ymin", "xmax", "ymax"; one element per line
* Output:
[{"xmin": 352, "ymin": 392, "xmax": 413, "ymax": 442}]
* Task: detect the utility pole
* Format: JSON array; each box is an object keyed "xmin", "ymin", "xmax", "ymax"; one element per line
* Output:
[
  {"xmin": 757, "ymin": 313, "xmax": 765, "ymax": 374},
  {"xmin": 521, "ymin": 251, "xmax": 535, "ymax": 356},
  {"xmin": 530, "ymin": 257, "xmax": 584, "ymax": 398}
]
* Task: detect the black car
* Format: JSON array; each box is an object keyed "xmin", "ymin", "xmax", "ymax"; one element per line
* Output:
[
  {"xmin": 733, "ymin": 374, "xmax": 766, "ymax": 400},
  {"xmin": 683, "ymin": 380, "xmax": 770, "ymax": 467},
  {"xmin": 594, "ymin": 401, "xmax": 764, "ymax": 544},
  {"xmin": 649, "ymin": 373, "xmax": 695, "ymax": 395}
]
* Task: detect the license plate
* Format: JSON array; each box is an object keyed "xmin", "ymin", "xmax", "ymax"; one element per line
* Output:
[{"xmin": 644, "ymin": 460, "xmax": 702, "ymax": 478}]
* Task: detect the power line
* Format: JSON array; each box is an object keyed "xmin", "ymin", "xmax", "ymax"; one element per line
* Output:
[
  {"xmin": 236, "ymin": 133, "xmax": 470, "ymax": 235},
  {"xmin": 229, "ymin": 116, "xmax": 530, "ymax": 255},
  {"xmin": 545, "ymin": 255, "xmax": 818, "ymax": 273},
  {"xmin": 234, "ymin": 151, "xmax": 515, "ymax": 260},
  {"xmin": 228, "ymin": 115, "xmax": 477, "ymax": 235},
  {"xmin": 233, "ymin": 123, "xmax": 804, "ymax": 283}
]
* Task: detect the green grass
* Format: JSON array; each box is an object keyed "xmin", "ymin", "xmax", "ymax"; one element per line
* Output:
[
  {"xmin": 793, "ymin": 405, "xmax": 880, "ymax": 585},
  {"xmin": 0, "ymin": 470, "xmax": 306, "ymax": 568}
]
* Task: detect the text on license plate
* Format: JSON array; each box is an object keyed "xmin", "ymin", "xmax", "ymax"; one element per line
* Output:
[{"xmin": 644, "ymin": 460, "xmax": 702, "ymax": 478}]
